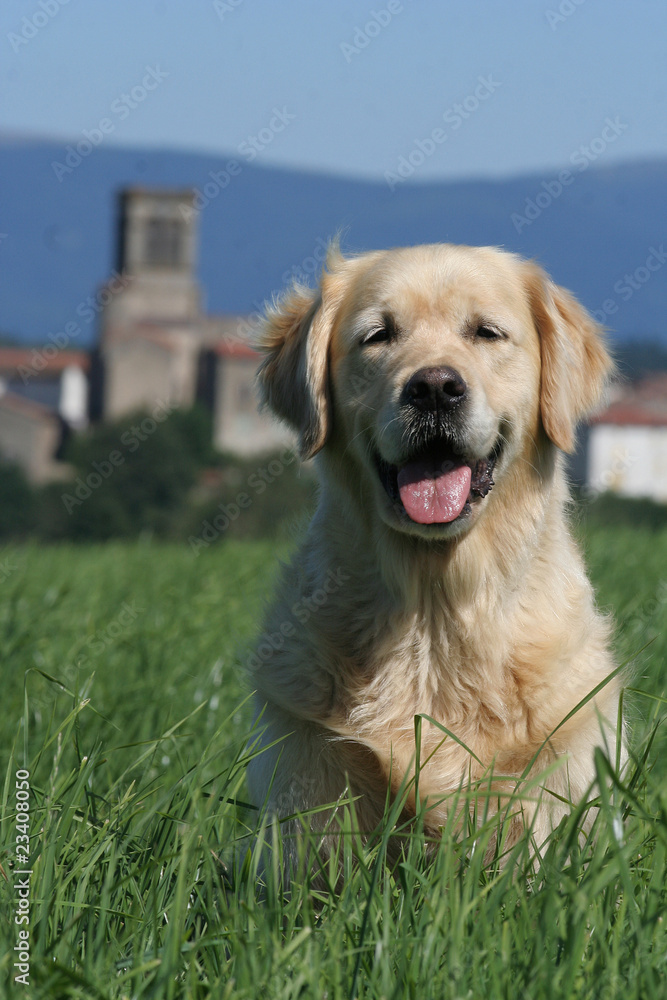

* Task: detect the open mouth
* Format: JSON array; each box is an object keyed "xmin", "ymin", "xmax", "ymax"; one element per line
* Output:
[{"xmin": 375, "ymin": 438, "xmax": 501, "ymax": 526}]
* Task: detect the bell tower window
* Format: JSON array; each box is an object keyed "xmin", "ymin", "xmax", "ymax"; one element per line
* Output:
[{"xmin": 145, "ymin": 217, "xmax": 184, "ymax": 267}]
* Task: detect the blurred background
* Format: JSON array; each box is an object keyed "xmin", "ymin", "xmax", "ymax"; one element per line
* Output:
[{"xmin": 1, "ymin": 0, "xmax": 666, "ymax": 541}]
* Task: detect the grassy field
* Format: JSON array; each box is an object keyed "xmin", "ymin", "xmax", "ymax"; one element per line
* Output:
[{"xmin": 0, "ymin": 504, "xmax": 666, "ymax": 999}]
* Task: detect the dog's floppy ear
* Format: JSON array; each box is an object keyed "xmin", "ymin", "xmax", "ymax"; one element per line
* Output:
[
  {"xmin": 256, "ymin": 262, "xmax": 342, "ymax": 459},
  {"xmin": 524, "ymin": 263, "xmax": 614, "ymax": 453}
]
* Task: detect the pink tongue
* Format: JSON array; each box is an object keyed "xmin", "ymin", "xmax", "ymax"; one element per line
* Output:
[{"xmin": 397, "ymin": 459, "xmax": 472, "ymax": 524}]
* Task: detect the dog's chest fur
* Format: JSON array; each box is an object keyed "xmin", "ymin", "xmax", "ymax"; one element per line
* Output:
[
  {"xmin": 330, "ymin": 582, "xmax": 575, "ymax": 778},
  {"xmin": 256, "ymin": 515, "xmax": 611, "ymax": 802}
]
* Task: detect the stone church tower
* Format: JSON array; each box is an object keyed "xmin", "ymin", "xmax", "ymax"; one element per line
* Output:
[
  {"xmin": 114, "ymin": 188, "xmax": 201, "ymax": 315},
  {"xmin": 90, "ymin": 187, "xmax": 292, "ymax": 455},
  {"xmin": 95, "ymin": 188, "xmax": 203, "ymax": 420}
]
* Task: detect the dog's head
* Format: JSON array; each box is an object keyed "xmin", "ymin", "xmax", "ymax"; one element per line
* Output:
[{"xmin": 257, "ymin": 244, "xmax": 612, "ymax": 540}]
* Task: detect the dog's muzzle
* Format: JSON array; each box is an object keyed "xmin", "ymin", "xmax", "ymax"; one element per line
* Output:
[{"xmin": 375, "ymin": 366, "xmax": 501, "ymax": 526}]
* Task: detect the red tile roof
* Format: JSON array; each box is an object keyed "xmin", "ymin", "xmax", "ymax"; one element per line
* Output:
[
  {"xmin": 211, "ymin": 340, "xmax": 260, "ymax": 360},
  {"xmin": 592, "ymin": 374, "xmax": 667, "ymax": 427},
  {"xmin": 0, "ymin": 347, "xmax": 90, "ymax": 375}
]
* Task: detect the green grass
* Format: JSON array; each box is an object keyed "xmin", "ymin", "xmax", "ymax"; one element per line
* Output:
[{"xmin": 0, "ymin": 510, "xmax": 666, "ymax": 999}]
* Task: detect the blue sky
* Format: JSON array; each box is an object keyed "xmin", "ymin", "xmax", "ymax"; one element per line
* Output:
[{"xmin": 2, "ymin": 0, "xmax": 666, "ymax": 181}]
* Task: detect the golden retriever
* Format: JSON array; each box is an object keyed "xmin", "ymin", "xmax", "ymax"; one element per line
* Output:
[{"xmin": 247, "ymin": 243, "xmax": 622, "ymax": 871}]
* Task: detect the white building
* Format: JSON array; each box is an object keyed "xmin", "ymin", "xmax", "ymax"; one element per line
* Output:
[
  {"xmin": 0, "ymin": 348, "xmax": 89, "ymax": 482},
  {"xmin": 587, "ymin": 374, "xmax": 667, "ymax": 502}
]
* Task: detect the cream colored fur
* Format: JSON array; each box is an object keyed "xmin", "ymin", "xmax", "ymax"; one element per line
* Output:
[{"xmin": 247, "ymin": 244, "xmax": 621, "ymax": 869}]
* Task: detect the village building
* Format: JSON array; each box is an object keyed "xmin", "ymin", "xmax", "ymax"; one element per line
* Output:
[
  {"xmin": 586, "ymin": 373, "xmax": 667, "ymax": 503},
  {"xmin": 0, "ymin": 188, "xmax": 290, "ymax": 482},
  {"xmin": 0, "ymin": 348, "xmax": 88, "ymax": 482},
  {"xmin": 93, "ymin": 187, "xmax": 289, "ymax": 455}
]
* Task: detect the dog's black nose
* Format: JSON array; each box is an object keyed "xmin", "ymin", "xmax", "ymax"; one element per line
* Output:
[{"xmin": 401, "ymin": 366, "xmax": 468, "ymax": 412}]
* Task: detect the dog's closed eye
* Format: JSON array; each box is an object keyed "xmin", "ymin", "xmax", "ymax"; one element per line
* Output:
[
  {"xmin": 475, "ymin": 324, "xmax": 506, "ymax": 341},
  {"xmin": 359, "ymin": 312, "xmax": 399, "ymax": 347}
]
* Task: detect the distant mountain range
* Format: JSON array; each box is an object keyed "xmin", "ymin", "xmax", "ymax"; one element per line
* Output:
[{"xmin": 1, "ymin": 136, "xmax": 666, "ymax": 358}]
